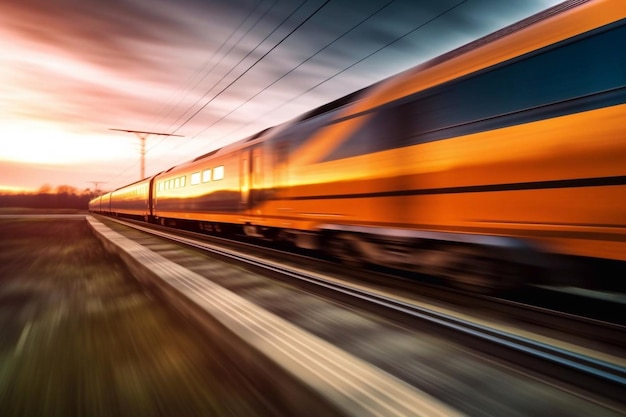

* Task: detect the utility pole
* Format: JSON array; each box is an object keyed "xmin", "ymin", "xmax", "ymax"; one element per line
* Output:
[
  {"xmin": 88, "ymin": 181, "xmax": 106, "ymax": 194},
  {"xmin": 109, "ymin": 129, "xmax": 182, "ymax": 180}
]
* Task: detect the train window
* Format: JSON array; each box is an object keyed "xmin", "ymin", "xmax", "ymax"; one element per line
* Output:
[
  {"xmin": 273, "ymin": 109, "xmax": 338, "ymax": 151},
  {"xmin": 174, "ymin": 178, "xmax": 180, "ymax": 188},
  {"xmin": 180, "ymin": 176, "xmax": 186, "ymax": 187},
  {"xmin": 191, "ymin": 172, "xmax": 201, "ymax": 185},
  {"xmin": 213, "ymin": 165, "xmax": 224, "ymax": 180},
  {"xmin": 320, "ymin": 112, "xmax": 399, "ymax": 161},
  {"xmin": 319, "ymin": 22, "xmax": 626, "ymax": 161},
  {"xmin": 202, "ymin": 169, "xmax": 212, "ymax": 183}
]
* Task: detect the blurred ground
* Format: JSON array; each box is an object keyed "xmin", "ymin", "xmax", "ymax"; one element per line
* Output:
[{"xmin": 0, "ymin": 217, "xmax": 339, "ymax": 417}]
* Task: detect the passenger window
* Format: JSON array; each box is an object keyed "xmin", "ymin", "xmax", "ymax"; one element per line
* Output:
[
  {"xmin": 213, "ymin": 166, "xmax": 224, "ymax": 180},
  {"xmin": 321, "ymin": 113, "xmax": 397, "ymax": 161},
  {"xmin": 191, "ymin": 172, "xmax": 201, "ymax": 185},
  {"xmin": 202, "ymin": 169, "xmax": 212, "ymax": 183}
]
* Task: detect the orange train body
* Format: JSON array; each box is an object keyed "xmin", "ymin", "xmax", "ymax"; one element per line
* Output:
[{"xmin": 91, "ymin": 0, "xmax": 626, "ymax": 289}]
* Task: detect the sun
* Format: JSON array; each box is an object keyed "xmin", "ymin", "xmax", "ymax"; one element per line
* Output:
[
  {"xmin": 1, "ymin": 121, "xmax": 78, "ymax": 164},
  {"xmin": 0, "ymin": 120, "xmax": 128, "ymax": 165}
]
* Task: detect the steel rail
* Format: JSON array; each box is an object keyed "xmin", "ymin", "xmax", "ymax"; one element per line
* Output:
[{"xmin": 108, "ymin": 217, "xmax": 626, "ymax": 406}]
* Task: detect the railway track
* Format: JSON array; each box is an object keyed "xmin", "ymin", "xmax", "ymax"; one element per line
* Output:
[
  {"xmin": 103, "ymin": 215, "xmax": 626, "ymax": 345},
  {"xmin": 91, "ymin": 215, "xmax": 626, "ymax": 416}
]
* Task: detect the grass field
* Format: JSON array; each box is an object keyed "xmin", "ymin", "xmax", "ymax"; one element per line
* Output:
[
  {"xmin": 0, "ymin": 217, "xmax": 329, "ymax": 417},
  {"xmin": 0, "ymin": 207, "xmax": 86, "ymax": 215}
]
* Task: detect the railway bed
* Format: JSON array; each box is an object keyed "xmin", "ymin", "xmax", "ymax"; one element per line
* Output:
[
  {"xmin": 92, "ymin": 215, "xmax": 626, "ymax": 416},
  {"xmin": 0, "ymin": 215, "xmax": 348, "ymax": 417},
  {"xmin": 110, "ymin": 215, "xmax": 626, "ymax": 347}
]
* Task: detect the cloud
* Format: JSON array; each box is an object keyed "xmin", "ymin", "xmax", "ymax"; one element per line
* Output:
[{"xmin": 1, "ymin": 0, "xmax": 564, "ymax": 191}]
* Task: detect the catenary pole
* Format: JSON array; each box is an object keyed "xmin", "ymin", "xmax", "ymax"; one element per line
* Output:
[{"xmin": 109, "ymin": 129, "xmax": 182, "ymax": 180}]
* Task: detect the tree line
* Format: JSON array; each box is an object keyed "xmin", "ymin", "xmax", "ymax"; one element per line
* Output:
[{"xmin": 0, "ymin": 184, "xmax": 104, "ymax": 210}]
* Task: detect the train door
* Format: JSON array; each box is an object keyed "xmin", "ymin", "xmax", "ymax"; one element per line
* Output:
[
  {"xmin": 241, "ymin": 146, "xmax": 263, "ymax": 210},
  {"xmin": 274, "ymin": 140, "xmax": 289, "ymax": 191},
  {"xmin": 240, "ymin": 150, "xmax": 251, "ymax": 209},
  {"xmin": 251, "ymin": 146, "xmax": 263, "ymax": 207},
  {"xmin": 148, "ymin": 176, "xmax": 156, "ymax": 221}
]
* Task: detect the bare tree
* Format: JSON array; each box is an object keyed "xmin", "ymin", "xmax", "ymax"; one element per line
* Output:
[{"xmin": 56, "ymin": 185, "xmax": 77, "ymax": 195}]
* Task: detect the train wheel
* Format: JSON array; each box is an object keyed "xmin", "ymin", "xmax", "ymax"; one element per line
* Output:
[
  {"xmin": 327, "ymin": 234, "xmax": 364, "ymax": 268},
  {"xmin": 446, "ymin": 247, "xmax": 516, "ymax": 293}
]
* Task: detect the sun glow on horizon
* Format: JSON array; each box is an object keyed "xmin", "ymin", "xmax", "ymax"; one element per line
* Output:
[
  {"xmin": 0, "ymin": 184, "xmax": 36, "ymax": 194},
  {"xmin": 0, "ymin": 121, "xmax": 137, "ymax": 165}
]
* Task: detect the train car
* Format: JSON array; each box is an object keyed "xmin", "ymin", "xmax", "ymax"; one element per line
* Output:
[
  {"xmin": 152, "ymin": 146, "xmax": 242, "ymax": 229},
  {"xmin": 109, "ymin": 177, "xmax": 154, "ymax": 221},
  {"xmin": 101, "ymin": 192, "xmax": 112, "ymax": 215},
  {"xmin": 89, "ymin": 192, "xmax": 112, "ymax": 215},
  {"xmin": 245, "ymin": 0, "xmax": 626, "ymax": 289},
  {"xmin": 88, "ymin": 195, "xmax": 102, "ymax": 213},
  {"xmin": 95, "ymin": 0, "xmax": 626, "ymax": 291}
]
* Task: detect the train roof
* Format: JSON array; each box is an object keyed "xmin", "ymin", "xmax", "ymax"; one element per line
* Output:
[{"xmin": 151, "ymin": 0, "xmax": 592, "ymax": 178}]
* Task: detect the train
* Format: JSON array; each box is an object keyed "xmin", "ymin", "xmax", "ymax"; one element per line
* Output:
[{"xmin": 90, "ymin": 0, "xmax": 626, "ymax": 292}]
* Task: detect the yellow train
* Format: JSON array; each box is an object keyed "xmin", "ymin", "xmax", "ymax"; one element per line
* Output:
[{"xmin": 90, "ymin": 0, "xmax": 626, "ymax": 291}]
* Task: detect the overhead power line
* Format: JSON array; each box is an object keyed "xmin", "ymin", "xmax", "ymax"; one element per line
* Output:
[
  {"xmin": 152, "ymin": 0, "xmax": 279, "ymax": 135},
  {"xmin": 168, "ymin": 0, "xmax": 331, "ymax": 137},
  {"xmin": 145, "ymin": 0, "xmax": 295, "ymax": 159},
  {"xmin": 190, "ymin": 0, "xmax": 396, "ymax": 140},
  {"xmin": 214, "ymin": 0, "xmax": 470, "ymax": 142},
  {"xmin": 129, "ymin": 0, "xmax": 469, "ymax": 185}
]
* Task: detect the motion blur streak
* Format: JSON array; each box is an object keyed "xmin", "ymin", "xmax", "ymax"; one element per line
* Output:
[{"xmin": 91, "ymin": 0, "xmax": 626, "ymax": 292}]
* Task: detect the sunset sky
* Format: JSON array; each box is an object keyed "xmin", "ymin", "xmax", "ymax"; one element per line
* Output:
[{"xmin": 0, "ymin": 0, "xmax": 562, "ymax": 193}]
